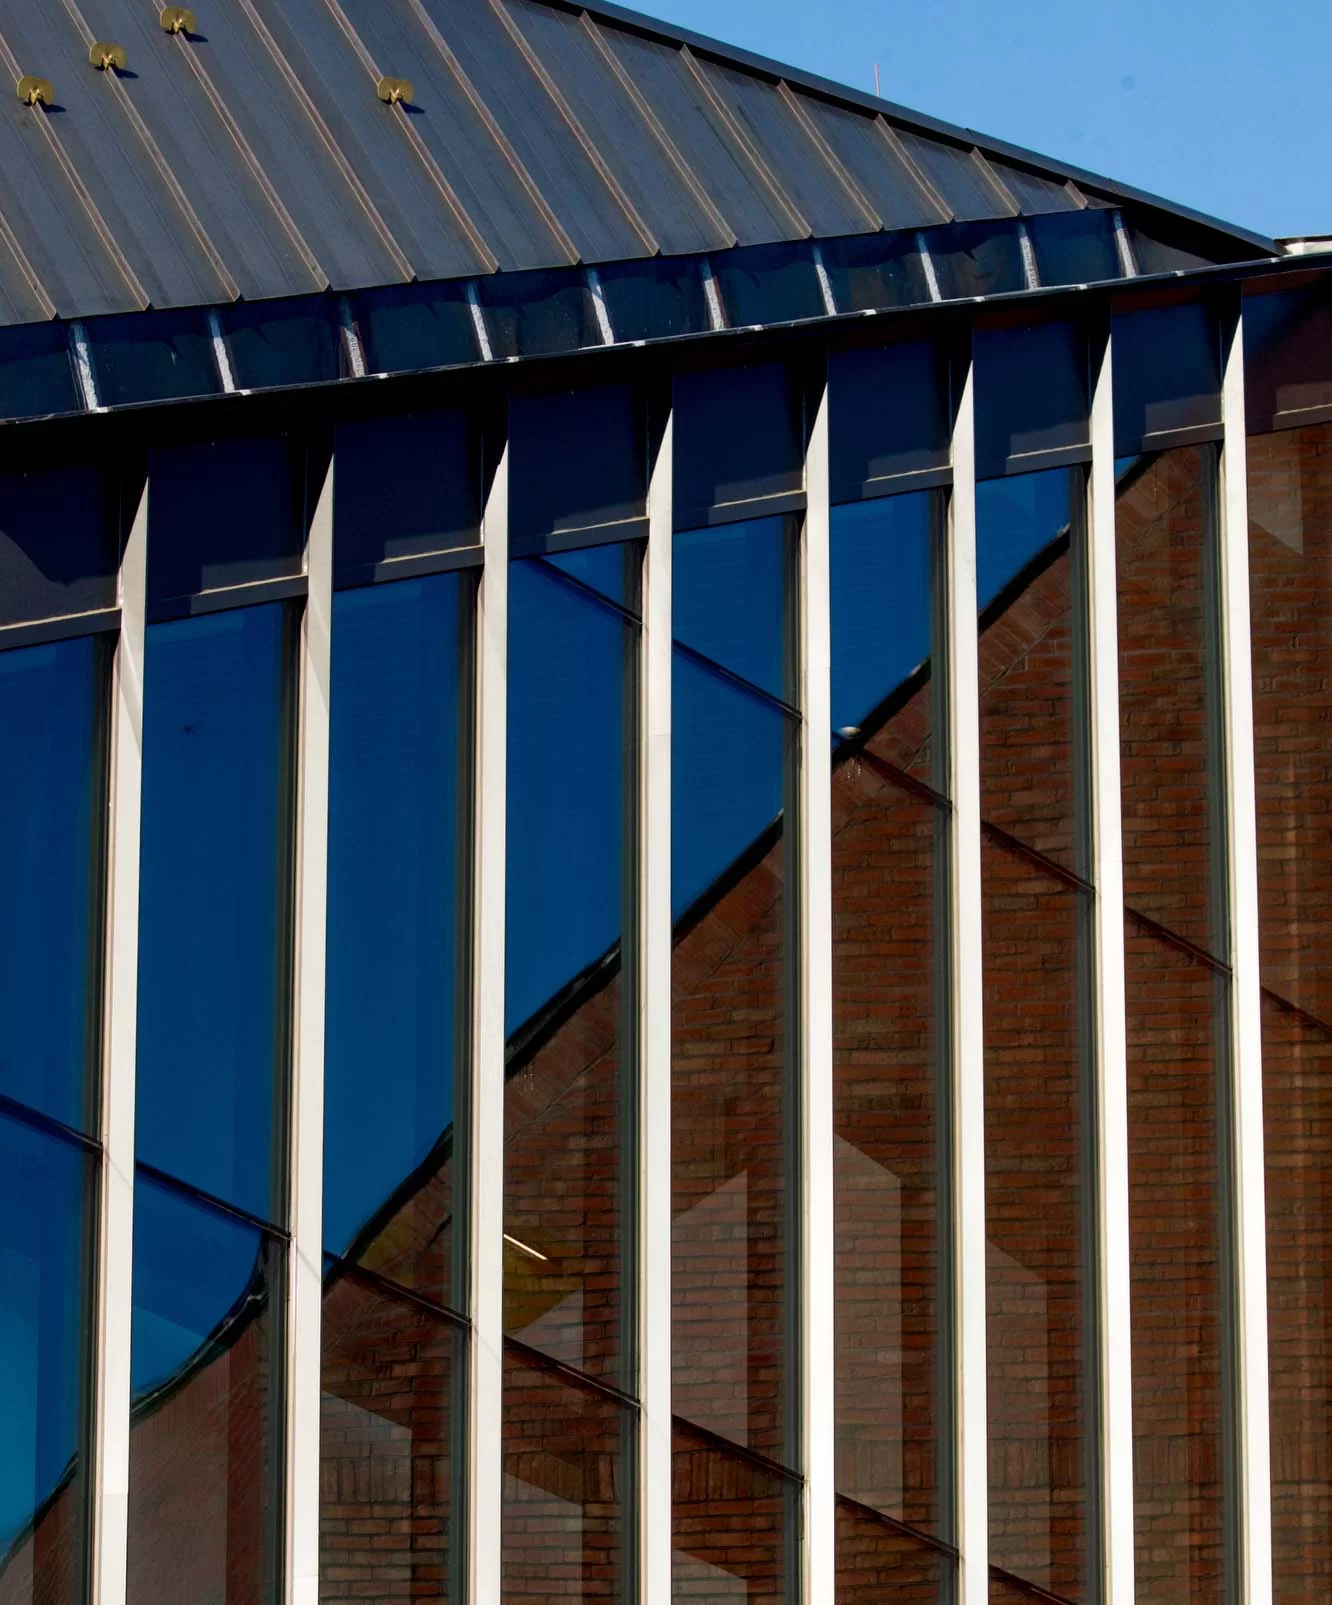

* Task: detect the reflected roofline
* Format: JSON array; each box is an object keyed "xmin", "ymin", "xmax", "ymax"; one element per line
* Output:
[{"xmin": 573, "ymin": 0, "xmax": 1281, "ymax": 256}]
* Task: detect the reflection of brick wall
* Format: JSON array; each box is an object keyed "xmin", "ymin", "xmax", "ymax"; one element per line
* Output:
[{"xmin": 1248, "ymin": 422, "xmax": 1332, "ymax": 1603}]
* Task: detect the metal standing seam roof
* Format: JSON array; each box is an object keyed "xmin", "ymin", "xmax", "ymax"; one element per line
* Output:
[{"xmin": 0, "ymin": 0, "xmax": 1281, "ymax": 331}]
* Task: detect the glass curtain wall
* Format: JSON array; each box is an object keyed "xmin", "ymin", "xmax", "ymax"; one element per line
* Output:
[
  {"xmin": 827, "ymin": 338, "xmax": 955, "ymax": 1605},
  {"xmin": 320, "ymin": 407, "xmax": 479, "ymax": 1602},
  {"xmin": 129, "ymin": 434, "xmax": 306, "ymax": 1605},
  {"xmin": 0, "ymin": 457, "xmax": 115, "ymax": 1605},
  {"xmin": 1243, "ymin": 281, "xmax": 1332, "ymax": 1602}
]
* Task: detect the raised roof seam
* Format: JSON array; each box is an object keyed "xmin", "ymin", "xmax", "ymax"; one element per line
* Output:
[
  {"xmin": 678, "ymin": 44, "xmax": 810, "ymax": 238},
  {"xmin": 876, "ymin": 120, "xmax": 954, "ymax": 224},
  {"xmin": 400, "ymin": 0, "xmax": 580, "ymax": 266},
  {"xmin": 0, "ymin": 20, "xmax": 148, "ymax": 308},
  {"xmin": 775, "ymin": 81, "xmax": 883, "ymax": 231},
  {"xmin": 56, "ymin": 0, "xmax": 241, "ymax": 302},
  {"xmin": 0, "ymin": 206, "xmax": 56, "ymax": 321},
  {"xmin": 579, "ymin": 13, "xmax": 738, "ymax": 249},
  {"xmin": 227, "ymin": 0, "xmax": 416, "ymax": 282},
  {"xmin": 969, "ymin": 149, "xmax": 1021, "ymax": 217},
  {"xmin": 482, "ymin": 0, "xmax": 660, "ymax": 255},
  {"xmin": 310, "ymin": 0, "xmax": 500, "ymax": 274}
]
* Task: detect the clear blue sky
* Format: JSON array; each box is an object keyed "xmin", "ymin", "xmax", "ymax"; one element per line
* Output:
[{"xmin": 637, "ymin": 0, "xmax": 1329, "ymax": 242}]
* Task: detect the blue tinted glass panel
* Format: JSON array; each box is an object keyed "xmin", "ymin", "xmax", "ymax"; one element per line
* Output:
[
  {"xmin": 324, "ymin": 576, "xmax": 467, "ymax": 1304},
  {"xmin": 1243, "ymin": 285, "xmax": 1332, "ymax": 431},
  {"xmin": 1029, "ymin": 210, "xmax": 1120, "ymax": 287},
  {"xmin": 0, "ymin": 637, "xmax": 105, "ymax": 1132},
  {"xmin": 1127, "ymin": 223, "xmax": 1223, "ymax": 276},
  {"xmin": 925, "ymin": 220, "xmax": 1027, "ymax": 300},
  {"xmin": 0, "ymin": 464, "xmax": 119, "ymax": 627},
  {"xmin": 478, "ymin": 268, "xmax": 601, "ymax": 359},
  {"xmin": 136, "ymin": 605, "xmax": 291, "ymax": 1222},
  {"xmin": 0, "ymin": 323, "xmax": 80, "ymax": 421},
  {"xmin": 509, "ymin": 385, "xmax": 645, "ymax": 549},
  {"xmin": 128, "ymin": 1174, "xmax": 281, "ymax": 1605},
  {"xmin": 505, "ymin": 557, "xmax": 635, "ymax": 1383},
  {"xmin": 1113, "ymin": 302, "xmax": 1220, "ymax": 455},
  {"xmin": 544, "ymin": 543, "xmax": 635, "ymax": 609},
  {"xmin": 84, "ymin": 310, "xmax": 219, "ymax": 407},
  {"xmin": 819, "ymin": 232, "xmax": 933, "ymax": 314},
  {"xmin": 0, "ymin": 1112, "xmax": 91, "ymax": 1599},
  {"xmin": 674, "ymin": 517, "xmax": 788, "ymax": 701},
  {"xmin": 596, "ymin": 256, "xmax": 710, "ymax": 342},
  {"xmin": 712, "ymin": 241, "xmax": 824, "ymax": 326},
  {"xmin": 224, "ymin": 296, "xmax": 341, "ymax": 390},
  {"xmin": 672, "ymin": 652, "xmax": 789, "ymax": 918},
  {"xmin": 674, "ymin": 364, "xmax": 801, "ymax": 527},
  {"xmin": 829, "ymin": 342, "xmax": 950, "ymax": 501},
  {"xmin": 976, "ymin": 469, "xmax": 1075, "ymax": 612},
  {"xmin": 356, "ymin": 281, "xmax": 478, "ymax": 374},
  {"xmin": 830, "ymin": 494, "xmax": 935, "ymax": 741},
  {"xmin": 333, "ymin": 412, "xmax": 479, "ymax": 584},
  {"xmin": 974, "ymin": 321, "xmax": 1088, "ymax": 481},
  {"xmin": 148, "ymin": 436, "xmax": 304, "ymax": 606}
]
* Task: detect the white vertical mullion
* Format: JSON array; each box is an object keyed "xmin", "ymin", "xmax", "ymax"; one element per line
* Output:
[
  {"xmin": 92, "ymin": 476, "xmax": 148, "ymax": 1605},
  {"xmin": 1088, "ymin": 321, "xmax": 1136, "ymax": 1605},
  {"xmin": 640, "ymin": 401, "xmax": 673, "ymax": 1605},
  {"xmin": 1218, "ymin": 297, "xmax": 1273, "ymax": 1605},
  {"xmin": 946, "ymin": 351, "xmax": 988, "ymax": 1605},
  {"xmin": 286, "ymin": 453, "xmax": 333, "ymax": 1605},
  {"xmin": 799, "ymin": 371, "xmax": 836, "ymax": 1604},
  {"xmin": 470, "ymin": 432, "xmax": 509, "ymax": 1605}
]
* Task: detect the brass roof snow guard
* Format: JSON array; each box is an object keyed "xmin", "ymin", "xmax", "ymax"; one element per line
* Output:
[
  {"xmin": 89, "ymin": 43, "xmax": 128, "ymax": 72},
  {"xmin": 16, "ymin": 75, "xmax": 54, "ymax": 107},
  {"xmin": 159, "ymin": 7, "xmax": 196, "ymax": 34},
  {"xmin": 376, "ymin": 77, "xmax": 414, "ymax": 107}
]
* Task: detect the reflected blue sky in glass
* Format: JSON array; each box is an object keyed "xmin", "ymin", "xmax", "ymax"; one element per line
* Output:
[
  {"xmin": 0, "ymin": 1112, "xmax": 88, "ymax": 1558},
  {"xmin": 0, "ymin": 638, "xmax": 102, "ymax": 1131},
  {"xmin": 136, "ymin": 605, "xmax": 289, "ymax": 1223},
  {"xmin": 507, "ymin": 560, "xmax": 629, "ymax": 1035},
  {"xmin": 324, "ymin": 576, "xmax": 464, "ymax": 1261},
  {"xmin": 830, "ymin": 495, "xmax": 933, "ymax": 737},
  {"xmin": 674, "ymin": 518, "xmax": 787, "ymax": 701},
  {"xmin": 130, "ymin": 1172, "xmax": 265, "ymax": 1399},
  {"xmin": 544, "ymin": 544, "xmax": 632, "ymax": 609},
  {"xmin": 976, "ymin": 469, "xmax": 1073, "ymax": 612},
  {"xmin": 672, "ymin": 651, "xmax": 788, "ymax": 918}
]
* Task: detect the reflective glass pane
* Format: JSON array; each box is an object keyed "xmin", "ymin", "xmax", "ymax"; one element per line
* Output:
[
  {"xmin": 324, "ymin": 576, "xmax": 468, "ymax": 1306},
  {"xmin": 148, "ymin": 436, "xmax": 305, "ymax": 606},
  {"xmin": 983, "ymin": 841, "xmax": 1088, "ymax": 1599},
  {"xmin": 1125, "ymin": 925, "xmax": 1225, "ymax": 1602},
  {"xmin": 834, "ymin": 780, "xmax": 944, "ymax": 1535},
  {"xmin": 0, "ymin": 464, "xmax": 119, "ymax": 628},
  {"xmin": 828, "ymin": 342, "xmax": 950, "ymax": 503},
  {"xmin": 545, "ymin": 543, "xmax": 633, "ymax": 608},
  {"xmin": 818, "ymin": 232, "xmax": 934, "ymax": 315},
  {"xmin": 137, "ymin": 604, "xmax": 292, "ymax": 1222},
  {"xmin": 973, "ymin": 321, "xmax": 1088, "ymax": 482},
  {"xmin": 356, "ymin": 281, "xmax": 478, "ymax": 374},
  {"xmin": 712, "ymin": 241, "xmax": 825, "ymax": 326},
  {"xmin": 0, "ymin": 323, "xmax": 81, "ymax": 421},
  {"xmin": 478, "ymin": 268, "xmax": 601, "ymax": 359},
  {"xmin": 674, "ymin": 365, "xmax": 801, "ymax": 529},
  {"xmin": 673, "ymin": 517, "xmax": 789, "ymax": 702},
  {"xmin": 505, "ymin": 558, "xmax": 635, "ymax": 1384},
  {"xmin": 509, "ymin": 385, "xmax": 645, "ymax": 548},
  {"xmin": 1113, "ymin": 302, "xmax": 1220, "ymax": 456},
  {"xmin": 673, "ymin": 1426, "xmax": 791, "ymax": 1603},
  {"xmin": 1028, "ymin": 209, "xmax": 1121, "ymax": 288},
  {"xmin": 128, "ymin": 1174, "xmax": 283, "ymax": 1605},
  {"xmin": 84, "ymin": 309, "xmax": 219, "ymax": 407},
  {"xmin": 321, "ymin": 1265, "xmax": 460, "ymax": 1600},
  {"xmin": 333, "ymin": 412, "xmax": 479, "ymax": 583},
  {"xmin": 501, "ymin": 1348, "xmax": 626, "ymax": 1602},
  {"xmin": 672, "ymin": 654, "xmax": 792, "ymax": 1462},
  {"xmin": 0, "ymin": 637, "xmax": 106, "ymax": 1132},
  {"xmin": 1244, "ymin": 284, "xmax": 1332, "ymax": 432},
  {"xmin": 224, "ymin": 296, "xmax": 342, "ymax": 390},
  {"xmin": 979, "ymin": 468, "xmax": 1086, "ymax": 873},
  {"xmin": 0, "ymin": 1112, "xmax": 92, "ymax": 1605},
  {"xmin": 835, "ymin": 1500, "xmax": 949, "ymax": 1605},
  {"xmin": 595, "ymin": 256, "xmax": 711, "ymax": 342},
  {"xmin": 830, "ymin": 494, "xmax": 938, "ymax": 778},
  {"xmin": 1116, "ymin": 446, "xmax": 1223, "ymax": 955},
  {"xmin": 925, "ymin": 221, "xmax": 1027, "ymax": 300}
]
